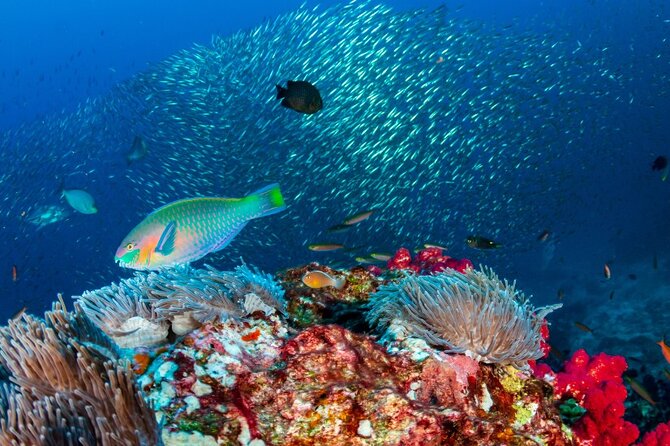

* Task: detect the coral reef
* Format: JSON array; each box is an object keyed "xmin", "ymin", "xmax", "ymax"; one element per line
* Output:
[
  {"xmin": 142, "ymin": 320, "xmax": 569, "ymax": 445},
  {"xmin": 532, "ymin": 349, "xmax": 640, "ymax": 446},
  {"xmin": 367, "ymin": 268, "xmax": 561, "ymax": 368},
  {"xmin": 280, "ymin": 263, "xmax": 380, "ymax": 329},
  {"xmin": 3, "ymin": 256, "xmax": 668, "ymax": 445}
]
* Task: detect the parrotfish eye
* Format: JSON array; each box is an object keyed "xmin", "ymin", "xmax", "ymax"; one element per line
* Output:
[{"xmin": 126, "ymin": 243, "xmax": 135, "ymax": 250}]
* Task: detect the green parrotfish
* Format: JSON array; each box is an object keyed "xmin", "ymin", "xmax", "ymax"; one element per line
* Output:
[{"xmin": 115, "ymin": 184, "xmax": 285, "ymax": 270}]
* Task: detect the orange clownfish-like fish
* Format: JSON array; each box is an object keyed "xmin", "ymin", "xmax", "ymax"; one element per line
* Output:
[{"xmin": 301, "ymin": 270, "xmax": 346, "ymax": 290}]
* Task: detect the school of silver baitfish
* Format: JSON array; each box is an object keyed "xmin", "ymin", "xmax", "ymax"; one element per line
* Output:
[{"xmin": 0, "ymin": 1, "xmax": 630, "ymax": 299}]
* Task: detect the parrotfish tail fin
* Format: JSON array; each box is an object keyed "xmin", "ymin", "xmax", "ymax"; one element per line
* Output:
[
  {"xmin": 276, "ymin": 84, "xmax": 286, "ymax": 100},
  {"xmin": 334, "ymin": 277, "xmax": 346, "ymax": 290},
  {"xmin": 248, "ymin": 183, "xmax": 286, "ymax": 218}
]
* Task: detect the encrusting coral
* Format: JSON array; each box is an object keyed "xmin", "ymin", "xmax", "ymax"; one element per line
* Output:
[
  {"xmin": 0, "ymin": 298, "xmax": 161, "ymax": 446},
  {"xmin": 366, "ymin": 266, "xmax": 562, "ymax": 368},
  {"xmin": 2, "ymin": 253, "xmax": 666, "ymax": 445}
]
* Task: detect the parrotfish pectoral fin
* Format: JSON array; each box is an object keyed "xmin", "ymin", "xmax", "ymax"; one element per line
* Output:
[
  {"xmin": 156, "ymin": 221, "xmax": 177, "ymax": 255},
  {"xmin": 247, "ymin": 183, "xmax": 286, "ymax": 217}
]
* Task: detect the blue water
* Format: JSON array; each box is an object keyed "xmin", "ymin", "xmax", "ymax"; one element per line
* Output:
[{"xmin": 0, "ymin": 0, "xmax": 669, "ymax": 373}]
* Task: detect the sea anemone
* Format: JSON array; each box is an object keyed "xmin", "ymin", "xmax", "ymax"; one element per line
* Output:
[
  {"xmin": 0, "ymin": 299, "xmax": 160, "ymax": 445},
  {"xmin": 146, "ymin": 263, "xmax": 286, "ymax": 328},
  {"xmin": 146, "ymin": 266, "xmax": 242, "ymax": 331},
  {"xmin": 78, "ymin": 264, "xmax": 286, "ymax": 340},
  {"xmin": 209, "ymin": 262, "xmax": 287, "ymax": 315},
  {"xmin": 367, "ymin": 267, "xmax": 561, "ymax": 368},
  {"xmin": 77, "ymin": 273, "xmax": 168, "ymax": 348}
]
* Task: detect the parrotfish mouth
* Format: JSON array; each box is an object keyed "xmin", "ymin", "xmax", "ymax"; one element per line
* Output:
[{"xmin": 115, "ymin": 249, "xmax": 141, "ymax": 269}]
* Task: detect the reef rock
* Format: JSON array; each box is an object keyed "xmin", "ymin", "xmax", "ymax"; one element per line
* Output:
[{"xmin": 140, "ymin": 314, "xmax": 570, "ymax": 445}]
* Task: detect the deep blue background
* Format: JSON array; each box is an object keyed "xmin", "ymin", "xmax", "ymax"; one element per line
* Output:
[
  {"xmin": 2, "ymin": 0, "xmax": 639, "ymax": 131},
  {"xmin": 0, "ymin": 1, "xmax": 669, "ymax": 371}
]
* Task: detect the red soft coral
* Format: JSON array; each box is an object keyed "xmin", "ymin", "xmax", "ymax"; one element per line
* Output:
[
  {"xmin": 636, "ymin": 421, "xmax": 670, "ymax": 446},
  {"xmin": 387, "ymin": 247, "xmax": 472, "ymax": 275},
  {"xmin": 548, "ymin": 349, "xmax": 639, "ymax": 446}
]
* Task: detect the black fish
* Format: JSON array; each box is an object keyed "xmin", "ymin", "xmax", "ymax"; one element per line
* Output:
[
  {"xmin": 276, "ymin": 80, "xmax": 323, "ymax": 114},
  {"xmin": 466, "ymin": 235, "xmax": 502, "ymax": 250},
  {"xmin": 651, "ymin": 155, "xmax": 667, "ymax": 171}
]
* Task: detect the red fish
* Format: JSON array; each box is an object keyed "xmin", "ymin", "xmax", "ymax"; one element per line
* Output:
[{"xmin": 11, "ymin": 265, "xmax": 17, "ymax": 282}]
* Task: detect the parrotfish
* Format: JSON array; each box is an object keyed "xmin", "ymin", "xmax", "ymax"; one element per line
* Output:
[
  {"xmin": 302, "ymin": 270, "xmax": 345, "ymax": 289},
  {"xmin": 115, "ymin": 184, "xmax": 285, "ymax": 270},
  {"xmin": 62, "ymin": 188, "xmax": 98, "ymax": 214}
]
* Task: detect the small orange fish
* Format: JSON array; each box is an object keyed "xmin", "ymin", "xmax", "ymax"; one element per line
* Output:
[
  {"xmin": 603, "ymin": 263, "xmax": 611, "ymax": 279},
  {"xmin": 11, "ymin": 265, "xmax": 17, "ymax": 282},
  {"xmin": 657, "ymin": 338, "xmax": 670, "ymax": 365},
  {"xmin": 302, "ymin": 270, "xmax": 345, "ymax": 290},
  {"xmin": 574, "ymin": 322, "xmax": 593, "ymax": 333},
  {"xmin": 132, "ymin": 351, "xmax": 151, "ymax": 375},
  {"xmin": 625, "ymin": 376, "xmax": 656, "ymax": 406}
]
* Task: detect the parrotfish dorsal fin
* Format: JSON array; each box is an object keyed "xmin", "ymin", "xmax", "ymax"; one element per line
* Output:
[{"xmin": 156, "ymin": 221, "xmax": 176, "ymax": 255}]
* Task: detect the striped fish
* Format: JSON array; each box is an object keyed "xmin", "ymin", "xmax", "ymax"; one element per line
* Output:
[{"xmin": 115, "ymin": 184, "xmax": 285, "ymax": 270}]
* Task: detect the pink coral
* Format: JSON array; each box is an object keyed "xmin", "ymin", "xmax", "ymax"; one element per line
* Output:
[
  {"xmin": 536, "ymin": 349, "xmax": 640, "ymax": 446},
  {"xmin": 636, "ymin": 421, "xmax": 670, "ymax": 446},
  {"xmin": 387, "ymin": 247, "xmax": 472, "ymax": 275}
]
